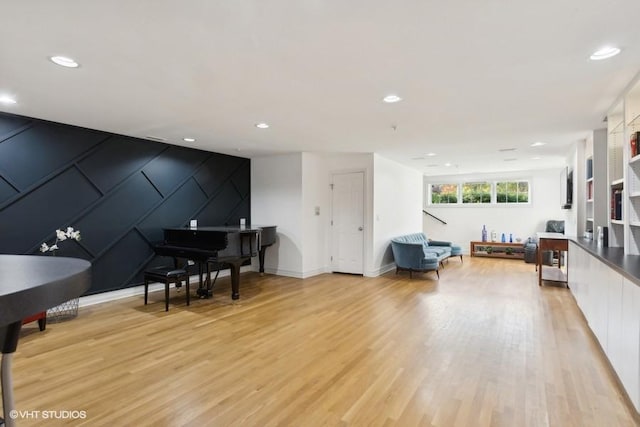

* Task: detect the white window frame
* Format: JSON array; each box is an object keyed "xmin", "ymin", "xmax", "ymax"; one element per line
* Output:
[{"xmin": 426, "ymin": 179, "xmax": 532, "ymax": 206}]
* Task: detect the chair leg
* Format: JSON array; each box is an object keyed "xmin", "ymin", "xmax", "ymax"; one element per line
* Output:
[
  {"xmin": 38, "ymin": 316, "xmax": 46, "ymax": 331},
  {"xmin": 185, "ymin": 275, "xmax": 190, "ymax": 306},
  {"xmin": 459, "ymin": 255, "xmax": 463, "ymax": 263},
  {"xmin": 409, "ymin": 270, "xmax": 412, "ymax": 279},
  {"xmin": 435, "ymin": 269, "xmax": 440, "ymax": 279},
  {"xmin": 144, "ymin": 279, "xmax": 149, "ymax": 305},
  {"xmin": 165, "ymin": 281, "xmax": 170, "ymax": 312}
]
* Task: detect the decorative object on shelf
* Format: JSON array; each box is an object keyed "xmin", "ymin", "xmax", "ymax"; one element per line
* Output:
[
  {"xmin": 509, "ymin": 233, "xmax": 513, "ymax": 243},
  {"xmin": 481, "ymin": 225, "xmax": 487, "ymax": 242},
  {"xmin": 501, "ymin": 233, "xmax": 506, "ymax": 243},
  {"xmin": 490, "ymin": 230, "xmax": 497, "ymax": 242},
  {"xmin": 485, "ymin": 246, "xmax": 493, "ymax": 254},
  {"xmin": 631, "ymin": 131, "xmax": 639, "ymax": 158},
  {"xmin": 40, "ymin": 227, "xmax": 82, "ymax": 321}
]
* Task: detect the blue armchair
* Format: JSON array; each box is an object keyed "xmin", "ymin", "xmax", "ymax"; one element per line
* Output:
[
  {"xmin": 391, "ymin": 238, "xmax": 440, "ymax": 278},
  {"xmin": 391, "ymin": 233, "xmax": 463, "ymax": 279}
]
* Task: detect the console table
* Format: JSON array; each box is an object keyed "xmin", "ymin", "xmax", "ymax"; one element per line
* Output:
[
  {"xmin": 0, "ymin": 255, "xmax": 91, "ymax": 427},
  {"xmin": 469, "ymin": 241, "xmax": 524, "ymax": 259},
  {"xmin": 537, "ymin": 232, "xmax": 568, "ymax": 287}
]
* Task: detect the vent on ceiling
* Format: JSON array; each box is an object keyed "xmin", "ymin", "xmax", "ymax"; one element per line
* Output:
[
  {"xmin": 145, "ymin": 135, "xmax": 167, "ymax": 142},
  {"xmin": 504, "ymin": 158, "xmax": 518, "ymax": 162},
  {"xmin": 498, "ymin": 148, "xmax": 517, "ymax": 152}
]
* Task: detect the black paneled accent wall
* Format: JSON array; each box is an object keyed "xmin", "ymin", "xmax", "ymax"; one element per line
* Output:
[{"xmin": 0, "ymin": 112, "xmax": 250, "ymax": 295}]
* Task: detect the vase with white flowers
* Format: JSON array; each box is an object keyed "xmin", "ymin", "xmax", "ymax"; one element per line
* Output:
[
  {"xmin": 40, "ymin": 227, "xmax": 81, "ymax": 255},
  {"xmin": 41, "ymin": 227, "xmax": 82, "ymax": 321}
]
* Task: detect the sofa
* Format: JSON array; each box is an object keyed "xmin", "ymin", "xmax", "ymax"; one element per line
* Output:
[{"xmin": 390, "ymin": 233, "xmax": 462, "ymax": 278}]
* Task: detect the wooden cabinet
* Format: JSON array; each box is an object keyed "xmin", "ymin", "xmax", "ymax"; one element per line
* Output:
[
  {"xmin": 568, "ymin": 241, "xmax": 640, "ymax": 412},
  {"xmin": 469, "ymin": 241, "xmax": 524, "ymax": 259}
]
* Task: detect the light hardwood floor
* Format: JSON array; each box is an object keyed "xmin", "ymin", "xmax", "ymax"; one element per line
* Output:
[{"xmin": 9, "ymin": 257, "xmax": 639, "ymax": 426}]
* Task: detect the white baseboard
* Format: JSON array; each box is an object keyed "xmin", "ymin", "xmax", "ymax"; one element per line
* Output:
[
  {"xmin": 262, "ymin": 267, "xmax": 304, "ymax": 279},
  {"xmin": 364, "ymin": 262, "xmax": 396, "ymax": 277},
  {"xmin": 79, "ymin": 266, "xmax": 252, "ymax": 308}
]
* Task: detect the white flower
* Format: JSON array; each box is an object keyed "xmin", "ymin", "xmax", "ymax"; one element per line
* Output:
[
  {"xmin": 56, "ymin": 229, "xmax": 68, "ymax": 241},
  {"xmin": 41, "ymin": 226, "xmax": 81, "ymax": 255}
]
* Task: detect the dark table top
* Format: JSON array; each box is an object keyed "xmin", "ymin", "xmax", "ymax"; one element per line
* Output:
[
  {"xmin": 569, "ymin": 238, "xmax": 640, "ymax": 287},
  {"xmin": 0, "ymin": 255, "xmax": 91, "ymax": 326}
]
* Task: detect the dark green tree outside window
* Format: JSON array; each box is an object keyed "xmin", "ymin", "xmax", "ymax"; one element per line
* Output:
[
  {"xmin": 497, "ymin": 181, "xmax": 529, "ymax": 203},
  {"xmin": 462, "ymin": 182, "xmax": 491, "ymax": 203}
]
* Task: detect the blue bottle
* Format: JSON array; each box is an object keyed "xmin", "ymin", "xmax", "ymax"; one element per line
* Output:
[
  {"xmin": 501, "ymin": 233, "xmax": 506, "ymax": 242},
  {"xmin": 482, "ymin": 225, "xmax": 487, "ymax": 242},
  {"xmin": 509, "ymin": 233, "xmax": 513, "ymax": 243}
]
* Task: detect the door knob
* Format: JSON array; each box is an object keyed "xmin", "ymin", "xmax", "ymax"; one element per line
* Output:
[{"xmin": 358, "ymin": 227, "xmax": 363, "ymax": 231}]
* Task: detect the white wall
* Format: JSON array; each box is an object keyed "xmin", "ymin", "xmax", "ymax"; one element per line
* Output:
[
  {"xmin": 372, "ymin": 154, "xmax": 423, "ymax": 275},
  {"xmin": 423, "ymin": 168, "xmax": 565, "ymax": 252},
  {"xmin": 301, "ymin": 152, "xmax": 329, "ymax": 276},
  {"xmin": 251, "ymin": 153, "xmax": 303, "ymax": 276},
  {"xmin": 312, "ymin": 152, "xmax": 374, "ymax": 276},
  {"xmin": 252, "ymin": 152, "xmax": 373, "ymax": 278},
  {"xmin": 254, "ymin": 152, "xmax": 423, "ymax": 278}
]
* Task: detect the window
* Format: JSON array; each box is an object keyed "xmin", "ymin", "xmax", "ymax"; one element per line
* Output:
[
  {"xmin": 462, "ymin": 182, "xmax": 491, "ymax": 204},
  {"xmin": 427, "ymin": 179, "xmax": 531, "ymax": 205},
  {"xmin": 496, "ymin": 181, "xmax": 529, "ymax": 203},
  {"xmin": 431, "ymin": 184, "xmax": 458, "ymax": 204}
]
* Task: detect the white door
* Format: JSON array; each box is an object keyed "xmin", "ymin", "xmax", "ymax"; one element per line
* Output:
[{"xmin": 331, "ymin": 172, "xmax": 364, "ymax": 274}]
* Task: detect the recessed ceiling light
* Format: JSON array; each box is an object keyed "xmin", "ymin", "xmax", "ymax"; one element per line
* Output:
[
  {"xmin": 426, "ymin": 152, "xmax": 437, "ymax": 157},
  {"xmin": 50, "ymin": 56, "xmax": 80, "ymax": 68},
  {"xmin": 532, "ymin": 156, "xmax": 541, "ymax": 160},
  {"xmin": 383, "ymin": 95, "xmax": 402, "ymax": 103},
  {"xmin": 183, "ymin": 137, "xmax": 196, "ymax": 142},
  {"xmin": 444, "ymin": 162, "xmax": 452, "ymax": 167},
  {"xmin": 531, "ymin": 141, "xmax": 546, "ymax": 147},
  {"xmin": 0, "ymin": 95, "xmax": 17, "ymax": 105},
  {"xmin": 255, "ymin": 123, "xmax": 269, "ymax": 129},
  {"xmin": 590, "ymin": 47, "xmax": 621, "ymax": 61}
]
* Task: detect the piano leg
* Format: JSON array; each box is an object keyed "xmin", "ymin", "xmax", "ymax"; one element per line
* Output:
[
  {"xmin": 228, "ymin": 261, "xmax": 241, "ymax": 300},
  {"xmin": 258, "ymin": 245, "xmax": 272, "ymax": 276}
]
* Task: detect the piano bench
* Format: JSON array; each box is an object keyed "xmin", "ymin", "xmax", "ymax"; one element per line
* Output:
[{"xmin": 143, "ymin": 267, "xmax": 190, "ymax": 312}]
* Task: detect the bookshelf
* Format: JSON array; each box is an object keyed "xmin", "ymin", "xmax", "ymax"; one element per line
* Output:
[
  {"xmin": 626, "ymin": 78, "xmax": 640, "ymax": 254},
  {"xmin": 608, "ymin": 101, "xmax": 625, "ymax": 249},
  {"xmin": 586, "ymin": 156, "xmax": 594, "ymax": 234}
]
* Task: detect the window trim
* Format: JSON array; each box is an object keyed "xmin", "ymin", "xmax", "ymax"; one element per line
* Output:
[{"xmin": 427, "ymin": 179, "xmax": 531, "ymax": 206}]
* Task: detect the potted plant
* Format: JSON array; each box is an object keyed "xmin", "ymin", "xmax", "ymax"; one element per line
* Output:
[
  {"xmin": 505, "ymin": 247, "xmax": 514, "ymax": 255},
  {"xmin": 486, "ymin": 246, "xmax": 493, "ymax": 254}
]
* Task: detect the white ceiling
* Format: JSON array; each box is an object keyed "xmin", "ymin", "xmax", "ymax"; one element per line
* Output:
[{"xmin": 1, "ymin": 0, "xmax": 639, "ymax": 176}]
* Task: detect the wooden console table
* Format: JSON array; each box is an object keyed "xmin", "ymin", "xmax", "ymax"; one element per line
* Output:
[
  {"xmin": 470, "ymin": 241, "xmax": 524, "ymax": 259},
  {"xmin": 537, "ymin": 232, "xmax": 568, "ymax": 287}
]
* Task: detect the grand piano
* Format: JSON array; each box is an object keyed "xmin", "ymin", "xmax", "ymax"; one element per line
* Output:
[{"xmin": 154, "ymin": 225, "xmax": 276, "ymax": 300}]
